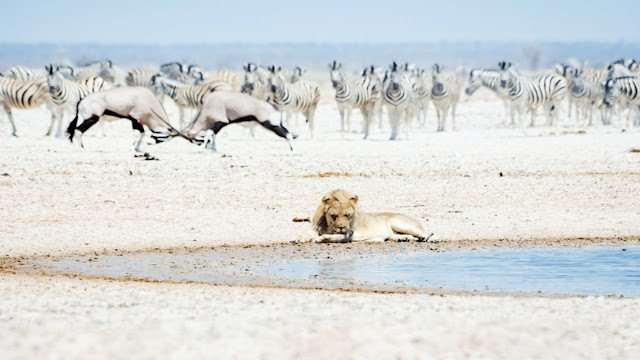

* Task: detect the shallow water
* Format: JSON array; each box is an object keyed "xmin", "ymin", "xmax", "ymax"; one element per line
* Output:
[
  {"xmin": 263, "ymin": 247, "xmax": 640, "ymax": 296},
  {"xmin": 29, "ymin": 246, "xmax": 640, "ymax": 296}
]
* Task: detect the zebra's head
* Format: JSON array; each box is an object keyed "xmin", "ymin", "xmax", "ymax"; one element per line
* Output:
[
  {"xmin": 498, "ymin": 62, "xmax": 515, "ymax": 88},
  {"xmin": 291, "ymin": 66, "xmax": 306, "ymax": 83},
  {"xmin": 389, "ymin": 68, "xmax": 405, "ymax": 91},
  {"xmin": 329, "ymin": 67, "xmax": 344, "ymax": 88},
  {"xmin": 187, "ymin": 65, "xmax": 204, "ymax": 83},
  {"xmin": 268, "ymin": 65, "xmax": 284, "ymax": 93},
  {"xmin": 465, "ymin": 69, "xmax": 482, "ymax": 95},
  {"xmin": 603, "ymin": 79, "xmax": 619, "ymax": 107}
]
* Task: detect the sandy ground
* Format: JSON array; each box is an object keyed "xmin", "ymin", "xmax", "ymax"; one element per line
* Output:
[{"xmin": 1, "ymin": 82, "xmax": 640, "ymax": 359}]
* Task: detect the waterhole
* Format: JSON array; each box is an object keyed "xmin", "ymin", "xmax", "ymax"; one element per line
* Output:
[{"xmin": 18, "ymin": 245, "xmax": 640, "ymax": 297}]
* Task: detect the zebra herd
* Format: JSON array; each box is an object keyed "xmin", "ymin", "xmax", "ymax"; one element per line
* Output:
[{"xmin": 1, "ymin": 57, "xmax": 639, "ymax": 144}]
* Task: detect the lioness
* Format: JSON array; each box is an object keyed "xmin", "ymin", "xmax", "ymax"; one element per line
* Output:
[{"xmin": 294, "ymin": 189, "xmax": 437, "ymax": 243}]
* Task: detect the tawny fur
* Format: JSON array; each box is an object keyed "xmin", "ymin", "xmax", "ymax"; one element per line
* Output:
[{"xmin": 294, "ymin": 189, "xmax": 436, "ymax": 243}]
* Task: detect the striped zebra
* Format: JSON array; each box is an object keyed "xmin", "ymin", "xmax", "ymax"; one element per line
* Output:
[
  {"xmin": 75, "ymin": 60, "xmax": 114, "ymax": 82},
  {"xmin": 125, "ymin": 68, "xmax": 159, "ymax": 88},
  {"xmin": 431, "ymin": 64, "xmax": 460, "ymax": 131},
  {"xmin": 565, "ymin": 68, "xmax": 605, "ymax": 126},
  {"xmin": 0, "ymin": 76, "xmax": 52, "ymax": 136},
  {"xmin": 4, "ymin": 66, "xmax": 47, "ymax": 81},
  {"xmin": 268, "ymin": 65, "xmax": 320, "ymax": 137},
  {"xmin": 159, "ymin": 62, "xmax": 195, "ymax": 84},
  {"xmin": 410, "ymin": 69, "xmax": 432, "ymax": 128},
  {"xmin": 362, "ymin": 65, "xmax": 384, "ymax": 129},
  {"xmin": 328, "ymin": 61, "xmax": 380, "ymax": 138},
  {"xmin": 290, "ymin": 66, "xmax": 307, "ymax": 83},
  {"xmin": 46, "ymin": 66, "xmax": 111, "ymax": 137},
  {"xmin": 499, "ymin": 61, "xmax": 566, "ymax": 127},
  {"xmin": 383, "ymin": 61, "xmax": 414, "ymax": 140},
  {"xmin": 202, "ymin": 70, "xmax": 241, "ymax": 92},
  {"xmin": 152, "ymin": 75, "xmax": 232, "ymax": 126},
  {"xmin": 241, "ymin": 63, "xmax": 271, "ymax": 101},
  {"xmin": 465, "ymin": 68, "xmax": 512, "ymax": 124},
  {"xmin": 603, "ymin": 76, "xmax": 640, "ymax": 118},
  {"xmin": 604, "ymin": 60, "xmax": 639, "ymax": 126}
]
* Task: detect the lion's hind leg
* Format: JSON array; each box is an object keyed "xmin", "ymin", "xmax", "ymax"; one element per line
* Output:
[{"xmin": 389, "ymin": 214, "xmax": 436, "ymax": 243}]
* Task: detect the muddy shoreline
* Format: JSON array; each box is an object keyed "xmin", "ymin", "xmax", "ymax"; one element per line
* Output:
[{"xmin": 5, "ymin": 236, "xmax": 639, "ymax": 299}]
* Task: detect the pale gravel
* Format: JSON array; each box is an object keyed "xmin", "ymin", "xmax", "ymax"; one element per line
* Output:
[{"xmin": 1, "ymin": 84, "xmax": 640, "ymax": 359}]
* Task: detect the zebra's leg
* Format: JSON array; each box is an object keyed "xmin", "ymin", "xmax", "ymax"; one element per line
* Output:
[
  {"xmin": 46, "ymin": 107, "xmax": 58, "ymax": 137},
  {"xmin": 307, "ymin": 104, "xmax": 318, "ymax": 139},
  {"xmin": 346, "ymin": 107, "xmax": 352, "ymax": 133},
  {"xmin": 529, "ymin": 108, "xmax": 536, "ymax": 127},
  {"xmin": 451, "ymin": 103, "xmax": 458, "ymax": 131},
  {"xmin": 55, "ymin": 107, "xmax": 68, "ymax": 138},
  {"xmin": 2, "ymin": 105, "xmax": 17, "ymax": 137},
  {"xmin": 337, "ymin": 106, "xmax": 345, "ymax": 132},
  {"xmin": 389, "ymin": 110, "xmax": 399, "ymax": 140},
  {"xmin": 362, "ymin": 108, "xmax": 371, "ymax": 140},
  {"xmin": 441, "ymin": 105, "xmax": 449, "ymax": 132}
]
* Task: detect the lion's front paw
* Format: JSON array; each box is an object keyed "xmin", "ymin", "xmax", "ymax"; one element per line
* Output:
[{"xmin": 292, "ymin": 233, "xmax": 315, "ymax": 244}]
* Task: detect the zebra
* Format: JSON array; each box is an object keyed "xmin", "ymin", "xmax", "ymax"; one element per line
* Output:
[
  {"xmin": 603, "ymin": 76, "xmax": 640, "ymax": 121},
  {"xmin": 431, "ymin": 64, "xmax": 461, "ymax": 131},
  {"xmin": 151, "ymin": 75, "xmax": 233, "ymax": 126},
  {"xmin": 75, "ymin": 60, "xmax": 114, "ymax": 82},
  {"xmin": 564, "ymin": 67, "xmax": 605, "ymax": 126},
  {"xmin": 383, "ymin": 61, "xmax": 414, "ymax": 140},
  {"xmin": 0, "ymin": 76, "xmax": 52, "ymax": 136},
  {"xmin": 241, "ymin": 63, "xmax": 271, "ymax": 101},
  {"xmin": 499, "ymin": 61, "xmax": 566, "ymax": 127},
  {"xmin": 363, "ymin": 65, "xmax": 385, "ymax": 129},
  {"xmin": 328, "ymin": 61, "xmax": 380, "ymax": 138},
  {"xmin": 159, "ymin": 62, "xmax": 195, "ymax": 84},
  {"xmin": 603, "ymin": 60, "xmax": 639, "ymax": 126},
  {"xmin": 4, "ymin": 66, "xmax": 47, "ymax": 81},
  {"xmin": 268, "ymin": 65, "xmax": 320, "ymax": 137},
  {"xmin": 410, "ymin": 69, "xmax": 432, "ymax": 128},
  {"xmin": 125, "ymin": 68, "xmax": 159, "ymax": 88},
  {"xmin": 202, "ymin": 70, "xmax": 241, "ymax": 92},
  {"xmin": 465, "ymin": 68, "xmax": 512, "ymax": 124},
  {"xmin": 290, "ymin": 66, "xmax": 307, "ymax": 83},
  {"xmin": 46, "ymin": 65, "xmax": 111, "ymax": 137}
]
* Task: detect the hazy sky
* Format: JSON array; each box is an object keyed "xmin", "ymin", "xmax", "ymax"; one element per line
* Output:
[{"xmin": 2, "ymin": 0, "xmax": 639, "ymax": 44}]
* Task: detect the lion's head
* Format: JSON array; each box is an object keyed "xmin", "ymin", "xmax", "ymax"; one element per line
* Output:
[{"xmin": 313, "ymin": 189, "xmax": 360, "ymax": 237}]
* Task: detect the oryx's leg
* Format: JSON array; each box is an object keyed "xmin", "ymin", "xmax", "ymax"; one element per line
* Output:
[
  {"xmin": 203, "ymin": 121, "xmax": 228, "ymax": 152},
  {"xmin": 74, "ymin": 115, "xmax": 100, "ymax": 149},
  {"xmin": 129, "ymin": 120, "xmax": 145, "ymax": 153},
  {"xmin": 261, "ymin": 112, "xmax": 294, "ymax": 152}
]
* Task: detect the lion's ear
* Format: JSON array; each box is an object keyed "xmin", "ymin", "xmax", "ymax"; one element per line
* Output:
[
  {"xmin": 322, "ymin": 196, "xmax": 332, "ymax": 205},
  {"xmin": 350, "ymin": 195, "xmax": 358, "ymax": 205}
]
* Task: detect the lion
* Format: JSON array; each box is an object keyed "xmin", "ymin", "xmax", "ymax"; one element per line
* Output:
[{"xmin": 294, "ymin": 189, "xmax": 437, "ymax": 243}]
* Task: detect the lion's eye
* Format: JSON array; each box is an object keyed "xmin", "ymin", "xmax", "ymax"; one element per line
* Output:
[{"xmin": 331, "ymin": 215, "xmax": 338, "ymax": 220}]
